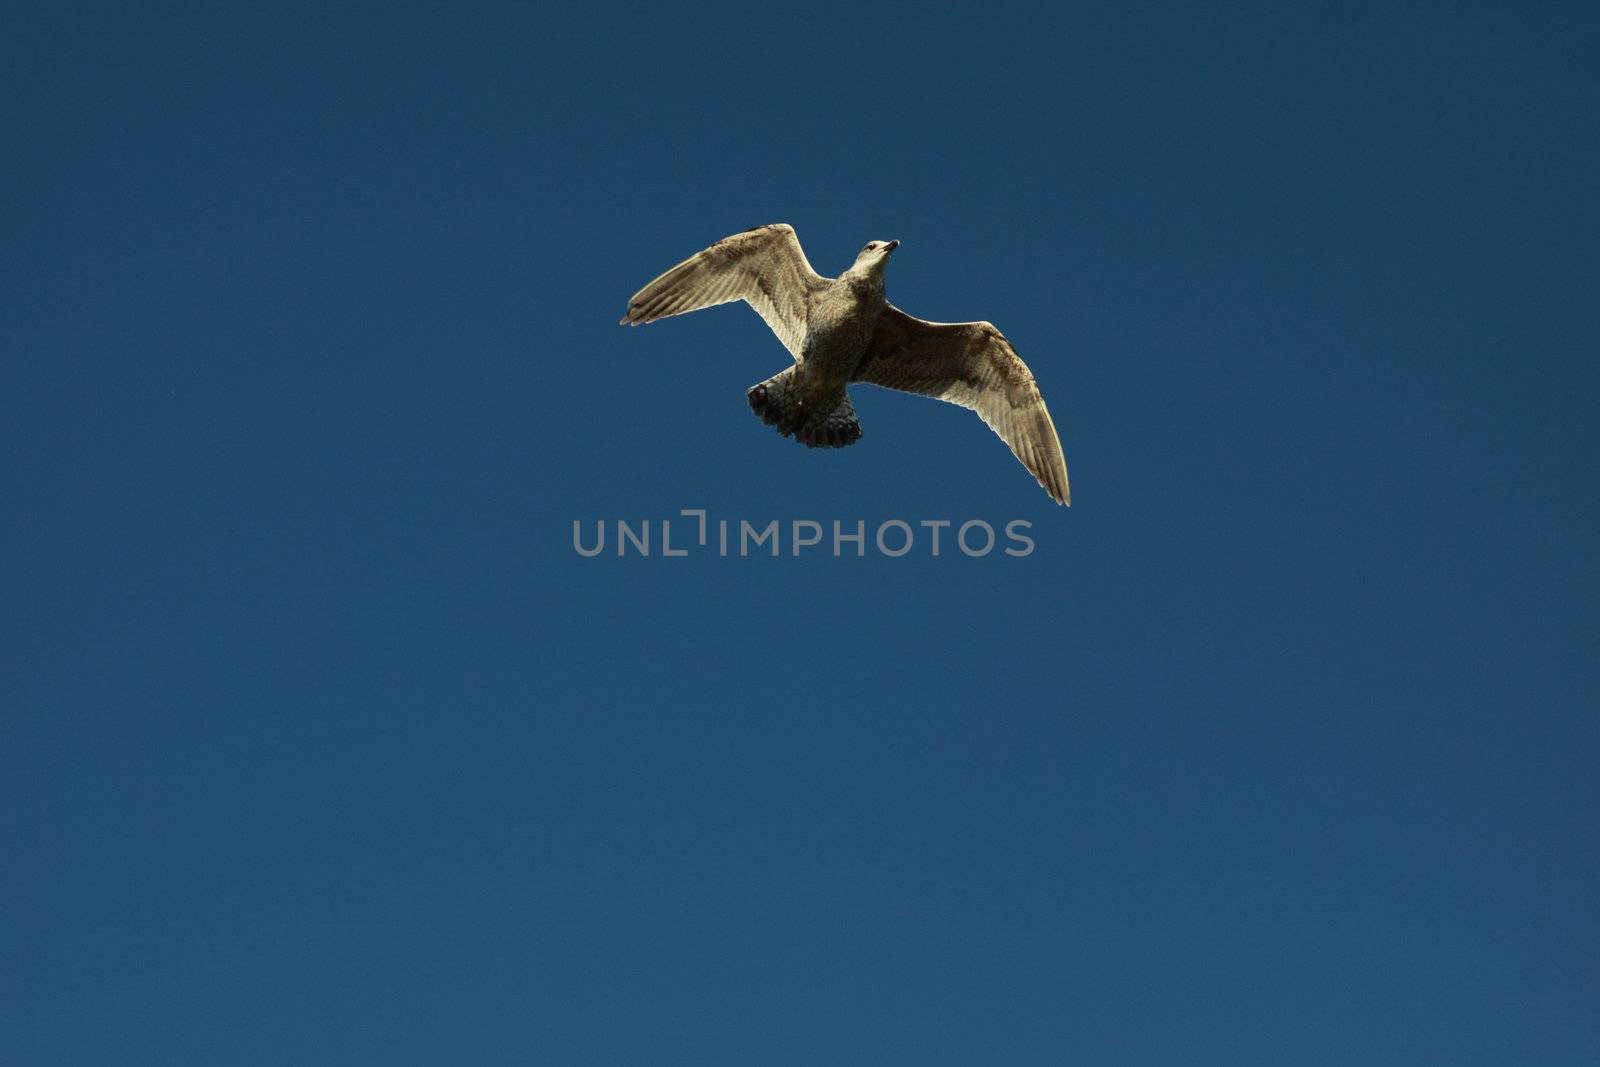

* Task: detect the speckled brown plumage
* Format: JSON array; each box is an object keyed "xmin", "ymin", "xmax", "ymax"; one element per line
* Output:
[{"xmin": 619, "ymin": 224, "xmax": 1071, "ymax": 505}]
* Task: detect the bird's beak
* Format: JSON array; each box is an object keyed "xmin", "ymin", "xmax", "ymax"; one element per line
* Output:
[{"xmin": 884, "ymin": 240, "xmax": 900, "ymax": 252}]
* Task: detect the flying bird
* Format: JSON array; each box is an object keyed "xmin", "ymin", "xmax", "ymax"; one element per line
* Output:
[{"xmin": 619, "ymin": 224, "xmax": 1070, "ymax": 505}]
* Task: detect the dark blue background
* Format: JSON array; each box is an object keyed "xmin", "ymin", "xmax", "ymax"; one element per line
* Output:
[{"xmin": 5, "ymin": 3, "xmax": 1597, "ymax": 1062}]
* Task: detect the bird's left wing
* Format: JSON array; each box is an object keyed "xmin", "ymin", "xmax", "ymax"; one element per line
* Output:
[
  {"xmin": 853, "ymin": 306, "xmax": 1071, "ymax": 505},
  {"xmin": 619, "ymin": 224, "xmax": 827, "ymax": 359}
]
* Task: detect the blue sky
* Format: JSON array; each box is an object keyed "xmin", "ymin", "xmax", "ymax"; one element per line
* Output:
[{"xmin": 4, "ymin": 3, "xmax": 1597, "ymax": 1063}]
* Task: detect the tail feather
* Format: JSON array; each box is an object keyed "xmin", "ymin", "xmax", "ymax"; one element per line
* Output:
[{"xmin": 747, "ymin": 369, "xmax": 862, "ymax": 449}]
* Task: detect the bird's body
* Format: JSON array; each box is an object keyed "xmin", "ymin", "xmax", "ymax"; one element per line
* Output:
[
  {"xmin": 619, "ymin": 224, "xmax": 1071, "ymax": 505},
  {"xmin": 794, "ymin": 268, "xmax": 886, "ymax": 410}
]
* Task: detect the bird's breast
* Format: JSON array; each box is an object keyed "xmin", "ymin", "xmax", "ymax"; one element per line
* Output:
[{"xmin": 802, "ymin": 295, "xmax": 883, "ymax": 394}]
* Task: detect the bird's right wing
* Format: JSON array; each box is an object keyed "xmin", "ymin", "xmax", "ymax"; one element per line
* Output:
[
  {"xmin": 619, "ymin": 224, "xmax": 827, "ymax": 359},
  {"xmin": 854, "ymin": 306, "xmax": 1071, "ymax": 505}
]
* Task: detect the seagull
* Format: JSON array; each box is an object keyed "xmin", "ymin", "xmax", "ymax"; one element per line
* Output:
[{"xmin": 619, "ymin": 224, "xmax": 1070, "ymax": 505}]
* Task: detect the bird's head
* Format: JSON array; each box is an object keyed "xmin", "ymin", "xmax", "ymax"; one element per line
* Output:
[{"xmin": 849, "ymin": 239, "xmax": 900, "ymax": 280}]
